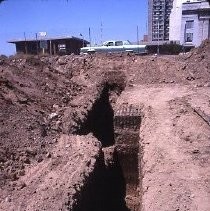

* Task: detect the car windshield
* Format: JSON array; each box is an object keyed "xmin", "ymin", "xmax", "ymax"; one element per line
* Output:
[
  {"xmin": 107, "ymin": 42, "xmax": 114, "ymax": 46},
  {"xmin": 123, "ymin": 40, "xmax": 131, "ymax": 45}
]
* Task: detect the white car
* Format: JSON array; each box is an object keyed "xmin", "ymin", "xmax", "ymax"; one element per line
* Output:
[{"xmin": 80, "ymin": 40, "xmax": 147, "ymax": 55}]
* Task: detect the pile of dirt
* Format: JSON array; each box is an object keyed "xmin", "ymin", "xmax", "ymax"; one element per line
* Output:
[
  {"xmin": 178, "ymin": 39, "xmax": 210, "ymax": 86},
  {"xmin": 0, "ymin": 134, "xmax": 101, "ymax": 211},
  {"xmin": 0, "ymin": 54, "xmax": 127, "ymax": 208},
  {"xmin": 0, "ymin": 56, "xmax": 84, "ymax": 188}
]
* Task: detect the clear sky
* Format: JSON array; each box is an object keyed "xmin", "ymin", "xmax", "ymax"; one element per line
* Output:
[{"xmin": 0, "ymin": 0, "xmax": 148, "ymax": 55}]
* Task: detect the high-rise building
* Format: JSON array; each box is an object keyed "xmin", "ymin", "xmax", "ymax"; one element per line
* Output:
[{"xmin": 148, "ymin": 0, "xmax": 174, "ymax": 42}]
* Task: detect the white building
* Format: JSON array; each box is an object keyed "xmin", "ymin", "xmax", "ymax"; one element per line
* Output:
[
  {"xmin": 169, "ymin": 0, "xmax": 210, "ymax": 47},
  {"xmin": 181, "ymin": 0, "xmax": 210, "ymax": 46},
  {"xmin": 169, "ymin": 0, "xmax": 188, "ymax": 43}
]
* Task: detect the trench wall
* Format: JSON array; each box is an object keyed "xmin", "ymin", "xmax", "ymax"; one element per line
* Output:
[
  {"xmin": 63, "ymin": 71, "xmax": 144, "ymax": 211},
  {"xmin": 114, "ymin": 104, "xmax": 142, "ymax": 211}
]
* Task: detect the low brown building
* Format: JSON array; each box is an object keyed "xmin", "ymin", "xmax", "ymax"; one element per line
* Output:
[{"xmin": 8, "ymin": 36, "xmax": 89, "ymax": 55}]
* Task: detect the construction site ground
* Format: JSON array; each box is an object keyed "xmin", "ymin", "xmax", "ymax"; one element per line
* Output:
[{"xmin": 0, "ymin": 40, "xmax": 210, "ymax": 211}]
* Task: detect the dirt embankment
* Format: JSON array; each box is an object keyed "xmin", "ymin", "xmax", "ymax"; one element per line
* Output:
[
  {"xmin": 0, "ymin": 54, "xmax": 127, "ymax": 210},
  {"xmin": 1, "ymin": 134, "xmax": 101, "ymax": 211},
  {"xmin": 0, "ymin": 40, "xmax": 210, "ymax": 211}
]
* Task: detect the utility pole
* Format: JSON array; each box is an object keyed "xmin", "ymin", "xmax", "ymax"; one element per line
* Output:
[
  {"xmin": 89, "ymin": 27, "xmax": 91, "ymax": 48},
  {"xmin": 137, "ymin": 25, "xmax": 140, "ymax": 54},
  {"xmin": 137, "ymin": 25, "xmax": 139, "ymax": 45},
  {"xmin": 100, "ymin": 21, "xmax": 103, "ymax": 45}
]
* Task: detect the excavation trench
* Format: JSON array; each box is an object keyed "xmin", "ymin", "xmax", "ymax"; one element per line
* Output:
[{"xmin": 75, "ymin": 85, "xmax": 141, "ymax": 211}]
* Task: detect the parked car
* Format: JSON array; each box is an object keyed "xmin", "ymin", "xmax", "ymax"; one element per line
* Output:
[{"xmin": 80, "ymin": 40, "xmax": 147, "ymax": 55}]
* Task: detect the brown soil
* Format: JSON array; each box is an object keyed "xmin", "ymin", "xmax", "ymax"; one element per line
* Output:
[
  {"xmin": 0, "ymin": 40, "xmax": 210, "ymax": 210},
  {"xmin": 119, "ymin": 85, "xmax": 210, "ymax": 211}
]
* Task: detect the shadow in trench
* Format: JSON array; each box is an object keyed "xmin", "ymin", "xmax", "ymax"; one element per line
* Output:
[
  {"xmin": 74, "ymin": 153, "xmax": 130, "ymax": 211},
  {"xmin": 74, "ymin": 85, "xmax": 130, "ymax": 210},
  {"xmin": 77, "ymin": 85, "xmax": 115, "ymax": 147}
]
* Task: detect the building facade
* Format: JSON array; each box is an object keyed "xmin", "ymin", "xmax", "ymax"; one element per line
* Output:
[
  {"xmin": 181, "ymin": 0, "xmax": 210, "ymax": 47},
  {"xmin": 170, "ymin": 0, "xmax": 210, "ymax": 47},
  {"xmin": 169, "ymin": 0, "xmax": 187, "ymax": 43},
  {"xmin": 148, "ymin": 0, "xmax": 174, "ymax": 42}
]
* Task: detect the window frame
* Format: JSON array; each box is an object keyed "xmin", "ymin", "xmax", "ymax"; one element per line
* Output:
[{"xmin": 186, "ymin": 20, "xmax": 194, "ymax": 29}]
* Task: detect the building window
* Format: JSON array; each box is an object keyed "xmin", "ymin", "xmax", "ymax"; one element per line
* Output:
[
  {"xmin": 185, "ymin": 33, "xmax": 193, "ymax": 42},
  {"xmin": 186, "ymin": 20, "xmax": 194, "ymax": 29},
  {"xmin": 58, "ymin": 44, "xmax": 66, "ymax": 51}
]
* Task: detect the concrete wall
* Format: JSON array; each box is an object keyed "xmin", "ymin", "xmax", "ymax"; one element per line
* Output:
[{"xmin": 169, "ymin": 0, "xmax": 188, "ymax": 43}]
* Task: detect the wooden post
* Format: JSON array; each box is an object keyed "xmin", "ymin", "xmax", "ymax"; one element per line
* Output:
[
  {"xmin": 49, "ymin": 40, "xmax": 52, "ymax": 55},
  {"xmin": 53, "ymin": 43, "xmax": 56, "ymax": 55},
  {"xmin": 24, "ymin": 32, "xmax": 28, "ymax": 54},
  {"xmin": 36, "ymin": 33, "xmax": 39, "ymax": 55}
]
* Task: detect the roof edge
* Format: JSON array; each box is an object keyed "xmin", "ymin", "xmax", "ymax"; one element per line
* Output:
[{"xmin": 8, "ymin": 36, "xmax": 89, "ymax": 44}]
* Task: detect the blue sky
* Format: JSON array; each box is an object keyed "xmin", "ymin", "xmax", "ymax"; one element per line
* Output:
[{"xmin": 0, "ymin": 0, "xmax": 148, "ymax": 55}]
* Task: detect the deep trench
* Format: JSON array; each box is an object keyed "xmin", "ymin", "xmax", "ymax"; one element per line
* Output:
[
  {"xmin": 77, "ymin": 85, "xmax": 115, "ymax": 147},
  {"xmin": 75, "ymin": 85, "xmax": 140, "ymax": 211}
]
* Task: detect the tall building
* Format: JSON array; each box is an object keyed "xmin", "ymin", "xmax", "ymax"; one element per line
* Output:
[{"xmin": 148, "ymin": 0, "xmax": 174, "ymax": 42}]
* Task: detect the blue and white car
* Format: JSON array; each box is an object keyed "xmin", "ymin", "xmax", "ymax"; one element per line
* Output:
[{"xmin": 80, "ymin": 40, "xmax": 147, "ymax": 55}]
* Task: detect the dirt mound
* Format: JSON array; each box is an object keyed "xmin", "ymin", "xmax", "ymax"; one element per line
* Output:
[
  {"xmin": 192, "ymin": 39, "xmax": 210, "ymax": 55},
  {"xmin": 0, "ymin": 56, "xmax": 84, "ymax": 188},
  {"xmin": 0, "ymin": 134, "xmax": 101, "ymax": 211},
  {"xmin": 0, "ymin": 54, "xmax": 126, "ymax": 210},
  {"xmin": 179, "ymin": 39, "xmax": 210, "ymax": 86}
]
